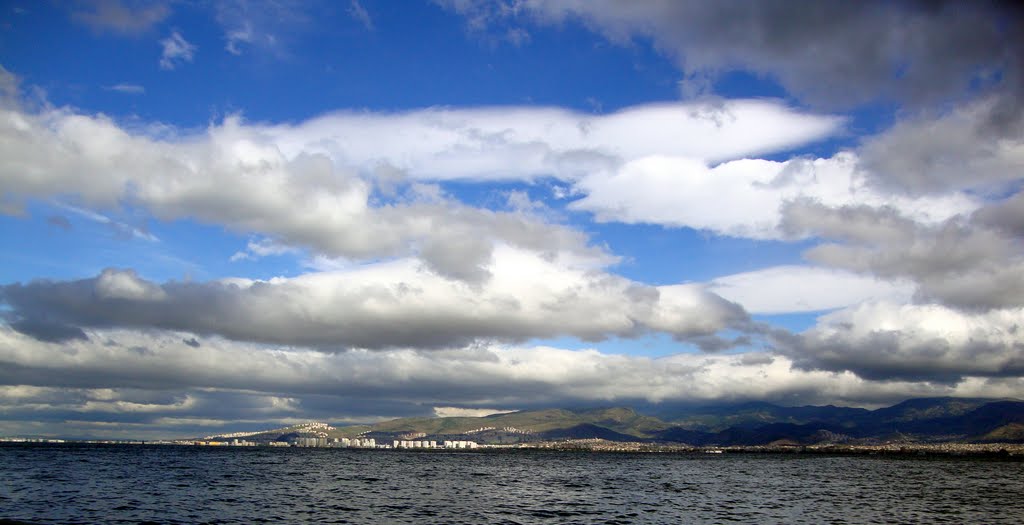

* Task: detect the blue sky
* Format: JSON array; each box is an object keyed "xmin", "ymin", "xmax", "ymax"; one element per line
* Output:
[{"xmin": 1, "ymin": 1, "xmax": 1022, "ymax": 438}]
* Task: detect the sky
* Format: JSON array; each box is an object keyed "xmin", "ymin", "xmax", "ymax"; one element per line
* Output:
[{"xmin": 0, "ymin": 0, "xmax": 1022, "ymax": 439}]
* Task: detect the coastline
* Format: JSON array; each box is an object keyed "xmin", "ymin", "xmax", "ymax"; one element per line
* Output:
[
  {"xmin": 5, "ymin": 439, "xmax": 1024, "ymax": 458},
  {"xmin": 512, "ymin": 440, "xmax": 1024, "ymax": 458}
]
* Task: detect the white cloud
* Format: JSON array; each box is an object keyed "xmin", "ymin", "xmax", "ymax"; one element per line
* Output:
[
  {"xmin": 213, "ymin": 0, "xmax": 313, "ymax": 57},
  {"xmin": 55, "ymin": 203, "xmax": 158, "ymax": 242},
  {"xmin": 433, "ymin": 406, "xmax": 516, "ymax": 417},
  {"xmin": 270, "ymin": 99, "xmax": 842, "ymax": 180},
  {"xmin": 159, "ymin": 31, "xmax": 196, "ymax": 70},
  {"xmin": 348, "ymin": 0, "xmax": 374, "ymax": 30},
  {"xmin": 781, "ymin": 301, "xmax": 1024, "ymax": 382},
  {"xmin": 0, "ymin": 104, "xmax": 603, "ymax": 266},
  {"xmin": 224, "ymin": 22, "xmax": 254, "ymax": 55},
  {"xmin": 230, "ymin": 238, "xmax": 298, "ymax": 261},
  {"xmin": 0, "ymin": 245, "xmax": 748, "ymax": 349},
  {"xmin": 0, "ymin": 94, "xmax": 840, "ymax": 266},
  {"xmin": 106, "ymin": 83, "xmax": 145, "ymax": 94},
  {"xmin": 570, "ymin": 152, "xmax": 977, "ymax": 239},
  {"xmin": 94, "ymin": 268, "xmax": 167, "ymax": 301},
  {"xmin": 709, "ymin": 265, "xmax": 914, "ymax": 315}
]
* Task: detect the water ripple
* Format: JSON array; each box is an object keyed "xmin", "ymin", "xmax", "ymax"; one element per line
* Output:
[{"xmin": 2, "ymin": 445, "xmax": 1023, "ymax": 524}]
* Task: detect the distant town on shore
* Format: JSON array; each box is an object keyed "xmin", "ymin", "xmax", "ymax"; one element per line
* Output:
[{"xmin": 4, "ymin": 397, "xmax": 1023, "ymax": 456}]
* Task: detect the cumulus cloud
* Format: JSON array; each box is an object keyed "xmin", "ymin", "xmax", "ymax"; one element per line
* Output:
[
  {"xmin": 0, "ymin": 246, "xmax": 748, "ymax": 349},
  {"xmin": 975, "ymin": 190, "xmax": 1024, "ymax": 237},
  {"xmin": 859, "ymin": 97, "xmax": 1024, "ymax": 194},
  {"xmin": 0, "ymin": 99, "xmax": 609, "ymax": 267},
  {"xmin": 778, "ymin": 301, "xmax": 1024, "ymax": 383},
  {"xmin": 159, "ymin": 31, "xmax": 196, "ymax": 70},
  {"xmin": 783, "ymin": 201, "xmax": 1024, "ymax": 310},
  {"xmin": 94, "ymin": 268, "xmax": 167, "ymax": 301},
  {"xmin": 0, "ymin": 87, "xmax": 841, "ymax": 268}
]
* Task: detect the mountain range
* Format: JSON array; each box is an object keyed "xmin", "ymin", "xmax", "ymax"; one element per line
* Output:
[{"xmin": 212, "ymin": 397, "xmax": 1024, "ymax": 446}]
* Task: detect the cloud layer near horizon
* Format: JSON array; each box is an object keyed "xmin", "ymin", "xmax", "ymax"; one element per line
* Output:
[{"xmin": 3, "ymin": 325, "xmax": 1023, "ymax": 438}]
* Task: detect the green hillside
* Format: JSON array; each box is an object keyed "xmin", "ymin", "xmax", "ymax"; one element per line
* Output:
[
  {"xmin": 981, "ymin": 423, "xmax": 1024, "ymax": 441},
  {"xmin": 357, "ymin": 407, "xmax": 672, "ymax": 438}
]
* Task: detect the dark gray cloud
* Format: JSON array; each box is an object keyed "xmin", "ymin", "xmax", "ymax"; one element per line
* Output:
[
  {"xmin": 6, "ymin": 317, "xmax": 88, "ymax": 343},
  {"xmin": 974, "ymin": 190, "xmax": 1024, "ymax": 236},
  {"xmin": 689, "ymin": 335, "xmax": 752, "ymax": 353},
  {"xmin": 769, "ymin": 195, "xmax": 1024, "ymax": 382},
  {"xmin": 858, "ymin": 96, "xmax": 1024, "ymax": 194},
  {"xmin": 446, "ymin": 0, "xmax": 1022, "ymax": 110},
  {"xmin": 774, "ymin": 301, "xmax": 1024, "ymax": 383},
  {"xmin": 781, "ymin": 199, "xmax": 1024, "ymax": 310}
]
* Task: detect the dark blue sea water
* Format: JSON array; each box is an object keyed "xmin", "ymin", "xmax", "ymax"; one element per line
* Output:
[{"xmin": 2, "ymin": 444, "xmax": 1023, "ymax": 524}]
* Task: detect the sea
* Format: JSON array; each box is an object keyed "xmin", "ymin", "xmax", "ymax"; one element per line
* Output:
[{"xmin": 2, "ymin": 444, "xmax": 1023, "ymax": 524}]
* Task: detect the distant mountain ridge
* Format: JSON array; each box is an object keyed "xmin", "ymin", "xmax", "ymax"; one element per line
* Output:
[{"xmin": 208, "ymin": 397, "xmax": 1024, "ymax": 446}]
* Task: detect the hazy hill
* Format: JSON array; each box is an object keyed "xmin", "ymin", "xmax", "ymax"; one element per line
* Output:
[
  {"xmin": 205, "ymin": 397, "xmax": 1024, "ymax": 446},
  {"xmin": 653, "ymin": 401, "xmax": 870, "ymax": 432},
  {"xmin": 869, "ymin": 397, "xmax": 998, "ymax": 423}
]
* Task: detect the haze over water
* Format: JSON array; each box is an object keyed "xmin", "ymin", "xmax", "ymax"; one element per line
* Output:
[{"xmin": 3, "ymin": 444, "xmax": 1023, "ymax": 524}]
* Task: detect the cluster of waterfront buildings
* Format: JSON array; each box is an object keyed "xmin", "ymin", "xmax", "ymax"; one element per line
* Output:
[
  {"xmin": 177, "ymin": 437, "xmax": 480, "ymax": 449},
  {"xmin": 393, "ymin": 440, "xmax": 478, "ymax": 449},
  {"xmin": 465, "ymin": 426, "xmax": 532, "ymax": 435},
  {"xmin": 0, "ymin": 437, "xmax": 67, "ymax": 443},
  {"xmin": 291, "ymin": 437, "xmax": 377, "ymax": 448}
]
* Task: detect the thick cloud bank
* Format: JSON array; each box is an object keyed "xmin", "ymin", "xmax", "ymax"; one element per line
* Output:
[
  {"xmin": 0, "ymin": 246, "xmax": 748, "ymax": 349},
  {"xmin": 779, "ymin": 302, "xmax": 1024, "ymax": 383},
  {"xmin": 0, "ymin": 81, "xmax": 847, "ymax": 278},
  {"xmin": 3, "ymin": 325, "xmax": 1022, "ymax": 437}
]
